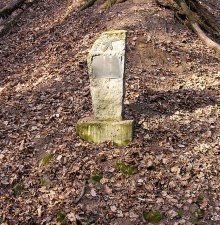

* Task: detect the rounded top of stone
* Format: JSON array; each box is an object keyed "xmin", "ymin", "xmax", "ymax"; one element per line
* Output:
[
  {"xmin": 102, "ymin": 30, "xmax": 127, "ymax": 40},
  {"xmin": 87, "ymin": 30, "xmax": 127, "ymax": 75}
]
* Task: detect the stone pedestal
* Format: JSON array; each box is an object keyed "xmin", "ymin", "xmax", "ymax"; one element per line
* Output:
[
  {"xmin": 76, "ymin": 118, "xmax": 133, "ymax": 146},
  {"xmin": 76, "ymin": 30, "xmax": 134, "ymax": 146}
]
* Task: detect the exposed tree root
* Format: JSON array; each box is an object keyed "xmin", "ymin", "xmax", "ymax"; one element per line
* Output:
[
  {"xmin": 0, "ymin": 10, "xmax": 23, "ymax": 37},
  {"xmin": 80, "ymin": 0, "xmax": 98, "ymax": 11},
  {"xmin": 0, "ymin": 0, "xmax": 37, "ymax": 38},
  {"xmin": 185, "ymin": 0, "xmax": 220, "ymax": 37},
  {"xmin": 0, "ymin": 0, "xmax": 25, "ymax": 18},
  {"xmin": 156, "ymin": 0, "xmax": 220, "ymax": 54},
  {"xmin": 80, "ymin": 0, "xmax": 127, "ymax": 11},
  {"xmin": 191, "ymin": 22, "xmax": 220, "ymax": 54},
  {"xmin": 178, "ymin": 0, "xmax": 220, "ymax": 54}
]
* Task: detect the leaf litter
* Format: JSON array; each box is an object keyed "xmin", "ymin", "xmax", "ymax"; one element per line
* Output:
[{"xmin": 0, "ymin": 0, "xmax": 219, "ymax": 224}]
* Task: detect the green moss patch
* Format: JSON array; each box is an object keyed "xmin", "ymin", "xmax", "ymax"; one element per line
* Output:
[
  {"xmin": 56, "ymin": 211, "xmax": 66, "ymax": 224},
  {"xmin": 143, "ymin": 211, "xmax": 163, "ymax": 224},
  {"xmin": 115, "ymin": 160, "xmax": 137, "ymax": 176},
  {"xmin": 190, "ymin": 207, "xmax": 204, "ymax": 224},
  {"xmin": 39, "ymin": 153, "xmax": 53, "ymax": 167},
  {"xmin": 12, "ymin": 183, "xmax": 23, "ymax": 196},
  {"xmin": 76, "ymin": 119, "xmax": 133, "ymax": 146},
  {"xmin": 40, "ymin": 176, "xmax": 51, "ymax": 188},
  {"xmin": 90, "ymin": 171, "xmax": 103, "ymax": 183}
]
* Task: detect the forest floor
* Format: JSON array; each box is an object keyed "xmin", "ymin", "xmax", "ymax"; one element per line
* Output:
[{"xmin": 0, "ymin": 0, "xmax": 219, "ymax": 224}]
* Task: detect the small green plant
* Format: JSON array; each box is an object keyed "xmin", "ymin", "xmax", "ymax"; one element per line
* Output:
[
  {"xmin": 90, "ymin": 171, "xmax": 103, "ymax": 183},
  {"xmin": 56, "ymin": 211, "xmax": 66, "ymax": 224},
  {"xmin": 40, "ymin": 176, "xmax": 51, "ymax": 188},
  {"xmin": 39, "ymin": 153, "xmax": 53, "ymax": 167},
  {"xmin": 197, "ymin": 194, "xmax": 205, "ymax": 204},
  {"xmin": 12, "ymin": 183, "xmax": 22, "ymax": 196},
  {"xmin": 115, "ymin": 160, "xmax": 137, "ymax": 176},
  {"xmin": 176, "ymin": 210, "xmax": 183, "ymax": 219},
  {"xmin": 143, "ymin": 211, "xmax": 163, "ymax": 224},
  {"xmin": 190, "ymin": 208, "xmax": 204, "ymax": 224}
]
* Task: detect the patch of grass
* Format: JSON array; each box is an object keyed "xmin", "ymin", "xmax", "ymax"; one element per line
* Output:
[
  {"xmin": 56, "ymin": 211, "xmax": 66, "ymax": 224},
  {"xmin": 176, "ymin": 210, "xmax": 183, "ymax": 219},
  {"xmin": 39, "ymin": 153, "xmax": 53, "ymax": 167},
  {"xmin": 115, "ymin": 160, "xmax": 137, "ymax": 176},
  {"xmin": 12, "ymin": 183, "xmax": 22, "ymax": 196},
  {"xmin": 90, "ymin": 171, "xmax": 103, "ymax": 183},
  {"xmin": 190, "ymin": 208, "xmax": 204, "ymax": 224},
  {"xmin": 143, "ymin": 211, "xmax": 163, "ymax": 224},
  {"xmin": 197, "ymin": 194, "xmax": 205, "ymax": 204},
  {"xmin": 40, "ymin": 176, "xmax": 51, "ymax": 188}
]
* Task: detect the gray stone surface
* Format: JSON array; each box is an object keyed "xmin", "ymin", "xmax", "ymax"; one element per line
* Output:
[
  {"xmin": 88, "ymin": 30, "xmax": 126, "ymax": 121},
  {"xmin": 90, "ymin": 78, "xmax": 123, "ymax": 120},
  {"xmin": 76, "ymin": 30, "xmax": 134, "ymax": 146}
]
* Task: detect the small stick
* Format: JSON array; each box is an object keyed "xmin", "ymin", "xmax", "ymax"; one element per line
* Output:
[{"xmin": 74, "ymin": 180, "xmax": 87, "ymax": 204}]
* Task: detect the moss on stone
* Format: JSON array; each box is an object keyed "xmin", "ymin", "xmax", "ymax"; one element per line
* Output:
[
  {"xmin": 114, "ymin": 139, "xmax": 130, "ymax": 146},
  {"xmin": 76, "ymin": 119, "xmax": 133, "ymax": 146},
  {"xmin": 103, "ymin": 30, "xmax": 127, "ymax": 40}
]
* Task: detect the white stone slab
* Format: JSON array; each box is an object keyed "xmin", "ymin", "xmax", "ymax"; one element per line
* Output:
[{"xmin": 88, "ymin": 30, "xmax": 127, "ymax": 121}]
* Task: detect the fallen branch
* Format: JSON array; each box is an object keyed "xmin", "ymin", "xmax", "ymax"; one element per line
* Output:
[
  {"xmin": 179, "ymin": 0, "xmax": 220, "ymax": 54},
  {"xmin": 74, "ymin": 180, "xmax": 87, "ymax": 204},
  {"xmin": 80, "ymin": 0, "xmax": 97, "ymax": 11},
  {"xmin": 80, "ymin": 0, "xmax": 126, "ymax": 11},
  {"xmin": 0, "ymin": 0, "xmax": 25, "ymax": 18},
  {"xmin": 155, "ymin": 0, "xmax": 180, "ymax": 11},
  {"xmin": 0, "ymin": 0, "xmax": 38, "ymax": 38},
  {"xmin": 0, "ymin": 10, "xmax": 23, "ymax": 37}
]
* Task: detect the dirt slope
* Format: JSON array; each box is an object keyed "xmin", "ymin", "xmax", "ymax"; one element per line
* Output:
[{"xmin": 0, "ymin": 0, "xmax": 219, "ymax": 224}]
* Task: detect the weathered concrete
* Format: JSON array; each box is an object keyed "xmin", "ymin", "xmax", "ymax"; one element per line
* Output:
[
  {"xmin": 90, "ymin": 78, "xmax": 124, "ymax": 121},
  {"xmin": 76, "ymin": 30, "xmax": 134, "ymax": 146},
  {"xmin": 88, "ymin": 30, "xmax": 126, "ymax": 121},
  {"xmin": 76, "ymin": 118, "xmax": 134, "ymax": 146}
]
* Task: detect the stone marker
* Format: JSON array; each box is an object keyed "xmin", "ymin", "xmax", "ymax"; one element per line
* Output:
[{"xmin": 76, "ymin": 30, "xmax": 134, "ymax": 146}]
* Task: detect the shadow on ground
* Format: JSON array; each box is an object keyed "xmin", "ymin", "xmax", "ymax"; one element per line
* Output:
[{"xmin": 126, "ymin": 88, "xmax": 219, "ymax": 118}]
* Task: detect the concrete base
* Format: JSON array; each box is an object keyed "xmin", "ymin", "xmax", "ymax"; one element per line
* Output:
[{"xmin": 76, "ymin": 118, "xmax": 134, "ymax": 146}]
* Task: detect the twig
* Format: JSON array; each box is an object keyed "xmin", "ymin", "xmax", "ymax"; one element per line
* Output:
[
  {"xmin": 0, "ymin": 0, "xmax": 25, "ymax": 18},
  {"xmin": 74, "ymin": 180, "xmax": 87, "ymax": 204},
  {"xmin": 80, "ymin": 0, "xmax": 97, "ymax": 11}
]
